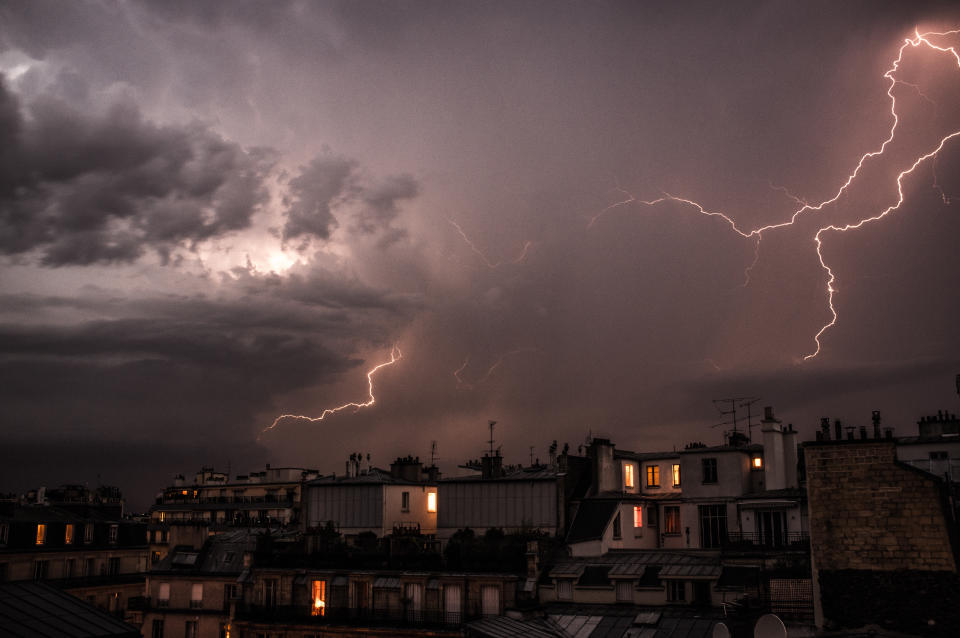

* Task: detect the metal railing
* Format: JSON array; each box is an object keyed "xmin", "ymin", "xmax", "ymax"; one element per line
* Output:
[
  {"xmin": 723, "ymin": 532, "xmax": 809, "ymax": 550},
  {"xmin": 234, "ymin": 604, "xmax": 467, "ymax": 628}
]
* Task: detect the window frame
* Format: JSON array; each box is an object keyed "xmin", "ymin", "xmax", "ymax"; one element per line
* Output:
[
  {"xmin": 671, "ymin": 463, "xmax": 681, "ymax": 487},
  {"xmin": 701, "ymin": 458, "xmax": 718, "ymax": 484},
  {"xmin": 633, "ymin": 505, "xmax": 643, "ymax": 529},
  {"xmin": 401, "ymin": 491, "xmax": 410, "ymax": 512},
  {"xmin": 36, "ymin": 524, "xmax": 46, "ymax": 546},
  {"xmin": 623, "ymin": 463, "xmax": 635, "ymax": 489},
  {"xmin": 667, "ymin": 580, "xmax": 686, "ymax": 602},
  {"xmin": 646, "ymin": 464, "xmax": 660, "ymax": 488}
]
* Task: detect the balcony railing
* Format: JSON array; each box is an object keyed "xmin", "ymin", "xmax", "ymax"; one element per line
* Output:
[
  {"xmin": 722, "ymin": 532, "xmax": 809, "ymax": 551},
  {"xmin": 234, "ymin": 604, "xmax": 468, "ymax": 628},
  {"xmin": 159, "ymin": 495, "xmax": 297, "ymax": 506}
]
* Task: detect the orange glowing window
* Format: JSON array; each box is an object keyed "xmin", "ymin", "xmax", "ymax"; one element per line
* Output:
[
  {"xmin": 624, "ymin": 464, "xmax": 635, "ymax": 488},
  {"xmin": 65, "ymin": 524, "xmax": 74, "ymax": 545},
  {"xmin": 427, "ymin": 492, "xmax": 437, "ymax": 513},
  {"xmin": 752, "ymin": 457, "xmax": 763, "ymax": 469},
  {"xmin": 36, "ymin": 524, "xmax": 46, "ymax": 545},
  {"xmin": 181, "ymin": 490, "xmax": 188, "ymax": 496},
  {"xmin": 633, "ymin": 506, "xmax": 643, "ymax": 528},
  {"xmin": 311, "ymin": 580, "xmax": 326, "ymax": 616},
  {"xmin": 671, "ymin": 464, "xmax": 681, "ymax": 487}
]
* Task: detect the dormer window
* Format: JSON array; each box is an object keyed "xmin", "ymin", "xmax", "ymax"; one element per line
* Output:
[
  {"xmin": 35, "ymin": 524, "xmax": 46, "ymax": 545},
  {"xmin": 65, "ymin": 524, "xmax": 74, "ymax": 545},
  {"xmin": 646, "ymin": 465, "xmax": 660, "ymax": 488},
  {"xmin": 624, "ymin": 464, "xmax": 635, "ymax": 489},
  {"xmin": 752, "ymin": 456, "xmax": 763, "ymax": 470}
]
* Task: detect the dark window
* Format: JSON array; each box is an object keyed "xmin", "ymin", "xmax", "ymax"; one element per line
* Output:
[
  {"xmin": 0, "ymin": 523, "xmax": 8, "ymax": 545},
  {"xmin": 612, "ymin": 512, "xmax": 622, "ymax": 539},
  {"xmin": 401, "ymin": 492, "xmax": 410, "ymax": 512},
  {"xmin": 698, "ymin": 504, "xmax": 727, "ymax": 549},
  {"xmin": 264, "ymin": 579, "xmax": 278, "ymax": 608},
  {"xmin": 108, "ymin": 557, "xmax": 120, "ymax": 576},
  {"xmin": 85, "ymin": 558, "xmax": 95, "ymax": 577},
  {"xmin": 930, "ymin": 451, "xmax": 949, "ymax": 460},
  {"xmin": 756, "ymin": 510, "xmax": 787, "ymax": 547},
  {"xmin": 701, "ymin": 458, "xmax": 718, "ymax": 483},
  {"xmin": 65, "ymin": 558, "xmax": 75, "ymax": 578},
  {"xmin": 667, "ymin": 580, "xmax": 685, "ymax": 602},
  {"xmin": 151, "ymin": 620, "xmax": 164, "ymax": 638},
  {"xmin": 33, "ymin": 560, "xmax": 48, "ymax": 580},
  {"xmin": 0, "ymin": 563, "xmax": 8, "ymax": 582},
  {"xmin": 185, "ymin": 621, "xmax": 198, "ymax": 638}
]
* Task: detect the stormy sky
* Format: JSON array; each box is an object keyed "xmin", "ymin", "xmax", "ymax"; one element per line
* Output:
[{"xmin": 1, "ymin": 1, "xmax": 959, "ymax": 510}]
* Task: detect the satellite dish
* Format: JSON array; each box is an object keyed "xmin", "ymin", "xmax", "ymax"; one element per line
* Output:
[
  {"xmin": 712, "ymin": 622, "xmax": 731, "ymax": 638},
  {"xmin": 754, "ymin": 614, "xmax": 787, "ymax": 638}
]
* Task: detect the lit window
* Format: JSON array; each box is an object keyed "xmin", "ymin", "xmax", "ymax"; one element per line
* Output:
[
  {"xmin": 752, "ymin": 456, "xmax": 763, "ymax": 469},
  {"xmin": 65, "ymin": 524, "xmax": 74, "ymax": 545},
  {"xmin": 664, "ymin": 506, "xmax": 680, "ymax": 534},
  {"xmin": 646, "ymin": 465, "xmax": 660, "ymax": 488},
  {"xmin": 159, "ymin": 512, "xmax": 166, "ymax": 523},
  {"xmin": 36, "ymin": 524, "xmax": 46, "ymax": 545},
  {"xmin": 401, "ymin": 491, "xmax": 410, "ymax": 512},
  {"xmin": 624, "ymin": 464, "xmax": 635, "ymax": 488},
  {"xmin": 312, "ymin": 580, "xmax": 326, "ymax": 616},
  {"xmin": 633, "ymin": 506, "xmax": 643, "ymax": 528},
  {"xmin": 181, "ymin": 490, "xmax": 188, "ymax": 496},
  {"xmin": 427, "ymin": 492, "xmax": 437, "ymax": 513},
  {"xmin": 671, "ymin": 464, "xmax": 681, "ymax": 487}
]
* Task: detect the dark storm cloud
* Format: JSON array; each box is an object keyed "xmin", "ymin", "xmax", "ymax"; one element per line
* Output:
[
  {"xmin": 281, "ymin": 154, "xmax": 421, "ymax": 245},
  {"xmin": 0, "ymin": 75, "xmax": 273, "ymax": 265}
]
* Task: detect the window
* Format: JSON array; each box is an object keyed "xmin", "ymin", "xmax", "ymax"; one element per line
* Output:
[
  {"xmin": 624, "ymin": 463, "xmax": 635, "ymax": 488},
  {"xmin": 151, "ymin": 551, "xmax": 161, "ymax": 564},
  {"xmin": 311, "ymin": 580, "xmax": 326, "ymax": 616},
  {"xmin": 225, "ymin": 584, "xmax": 239, "ymax": 599},
  {"xmin": 557, "ymin": 579, "xmax": 573, "ymax": 600},
  {"xmin": 0, "ymin": 523, "xmax": 8, "ymax": 545},
  {"xmin": 65, "ymin": 558, "xmax": 75, "ymax": 578},
  {"xmin": 616, "ymin": 580, "xmax": 633, "ymax": 602},
  {"xmin": 612, "ymin": 512, "xmax": 622, "ymax": 539},
  {"xmin": 667, "ymin": 580, "xmax": 685, "ymax": 602},
  {"xmin": 84, "ymin": 523, "xmax": 94, "ymax": 543},
  {"xmin": 218, "ymin": 623, "xmax": 228, "ymax": 638},
  {"xmin": 931, "ymin": 451, "xmax": 949, "ymax": 460},
  {"xmin": 65, "ymin": 524, "xmax": 74, "ymax": 545},
  {"xmin": 752, "ymin": 456, "xmax": 763, "ymax": 470},
  {"xmin": 664, "ymin": 506, "xmax": 680, "ymax": 534},
  {"xmin": 33, "ymin": 560, "xmax": 48, "ymax": 580},
  {"xmin": 401, "ymin": 491, "xmax": 410, "ymax": 512},
  {"xmin": 646, "ymin": 465, "xmax": 660, "ymax": 487},
  {"xmin": 480, "ymin": 585, "xmax": 500, "ymax": 616},
  {"xmin": 671, "ymin": 464, "xmax": 681, "ymax": 487},
  {"xmin": 151, "ymin": 619, "xmax": 164, "ymax": 638},
  {"xmin": 264, "ymin": 578, "xmax": 278, "ymax": 608},
  {"xmin": 108, "ymin": 557, "xmax": 120, "ymax": 576},
  {"xmin": 633, "ymin": 506, "xmax": 643, "ymax": 528},
  {"xmin": 427, "ymin": 491, "xmax": 437, "ymax": 513},
  {"xmin": 36, "ymin": 524, "xmax": 46, "ymax": 545},
  {"xmin": 444, "ymin": 584, "xmax": 462, "ymax": 624},
  {"xmin": 85, "ymin": 558, "xmax": 95, "ymax": 577},
  {"xmin": 405, "ymin": 582, "xmax": 423, "ymax": 621},
  {"xmin": 185, "ymin": 621, "xmax": 198, "ymax": 638},
  {"xmin": 191, "ymin": 583, "xmax": 203, "ymax": 608},
  {"xmin": 158, "ymin": 582, "xmax": 170, "ymax": 607},
  {"xmin": 159, "ymin": 511, "xmax": 165, "ymax": 522},
  {"xmin": 698, "ymin": 504, "xmax": 728, "ymax": 549},
  {"xmin": 701, "ymin": 458, "xmax": 718, "ymax": 483},
  {"xmin": 0, "ymin": 562, "xmax": 9, "ymax": 582},
  {"xmin": 108, "ymin": 524, "xmax": 118, "ymax": 544}
]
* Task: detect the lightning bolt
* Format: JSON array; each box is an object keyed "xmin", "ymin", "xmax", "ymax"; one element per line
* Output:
[
  {"xmin": 261, "ymin": 344, "xmax": 402, "ymax": 437},
  {"xmin": 448, "ymin": 218, "xmax": 533, "ymax": 268},
  {"xmin": 454, "ymin": 347, "xmax": 538, "ymax": 390},
  {"xmin": 589, "ymin": 28, "xmax": 960, "ymax": 360}
]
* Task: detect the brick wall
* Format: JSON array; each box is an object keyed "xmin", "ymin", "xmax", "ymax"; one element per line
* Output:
[{"xmin": 806, "ymin": 441, "xmax": 956, "ymax": 572}]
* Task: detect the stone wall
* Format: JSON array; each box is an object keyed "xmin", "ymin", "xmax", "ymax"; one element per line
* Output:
[{"xmin": 805, "ymin": 441, "xmax": 956, "ymax": 572}]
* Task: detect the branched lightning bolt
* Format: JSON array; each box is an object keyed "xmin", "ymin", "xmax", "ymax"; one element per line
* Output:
[
  {"xmin": 261, "ymin": 344, "xmax": 402, "ymax": 437},
  {"xmin": 589, "ymin": 28, "xmax": 960, "ymax": 360},
  {"xmin": 448, "ymin": 218, "xmax": 533, "ymax": 268}
]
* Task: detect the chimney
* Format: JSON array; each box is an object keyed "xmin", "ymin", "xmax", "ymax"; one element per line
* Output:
[
  {"xmin": 783, "ymin": 424, "xmax": 798, "ymax": 489},
  {"xmin": 872, "ymin": 411, "xmax": 881, "ymax": 439},
  {"xmin": 587, "ymin": 438, "xmax": 616, "ymax": 494},
  {"xmin": 859, "ymin": 426, "xmax": 868, "ymax": 440},
  {"xmin": 884, "ymin": 427, "xmax": 895, "ymax": 440},
  {"xmin": 480, "ymin": 453, "xmax": 504, "ymax": 479},
  {"xmin": 761, "ymin": 406, "xmax": 787, "ymax": 491},
  {"xmin": 820, "ymin": 417, "xmax": 831, "ymax": 441},
  {"xmin": 390, "ymin": 456, "xmax": 423, "ymax": 482},
  {"xmin": 834, "ymin": 419, "xmax": 842, "ymax": 442}
]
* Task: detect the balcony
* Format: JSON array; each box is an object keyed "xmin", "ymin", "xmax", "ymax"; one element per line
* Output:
[
  {"xmin": 722, "ymin": 532, "xmax": 809, "ymax": 552},
  {"xmin": 234, "ymin": 604, "xmax": 468, "ymax": 628}
]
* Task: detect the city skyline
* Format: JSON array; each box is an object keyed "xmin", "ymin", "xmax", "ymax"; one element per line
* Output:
[{"xmin": 2, "ymin": 1, "xmax": 960, "ymax": 510}]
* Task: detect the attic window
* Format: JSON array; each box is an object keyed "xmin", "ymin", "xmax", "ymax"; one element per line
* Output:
[
  {"xmin": 35, "ymin": 524, "xmax": 46, "ymax": 546},
  {"xmin": 752, "ymin": 457, "xmax": 763, "ymax": 470},
  {"xmin": 624, "ymin": 464, "xmax": 635, "ymax": 489}
]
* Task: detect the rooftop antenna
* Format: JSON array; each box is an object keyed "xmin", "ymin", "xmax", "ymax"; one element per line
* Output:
[
  {"xmin": 739, "ymin": 397, "xmax": 761, "ymax": 442},
  {"xmin": 488, "ymin": 420, "xmax": 497, "ymax": 456},
  {"xmin": 430, "ymin": 441, "xmax": 438, "ymax": 466},
  {"xmin": 711, "ymin": 397, "xmax": 755, "ymax": 442},
  {"xmin": 529, "ymin": 446, "xmax": 535, "ymax": 466}
]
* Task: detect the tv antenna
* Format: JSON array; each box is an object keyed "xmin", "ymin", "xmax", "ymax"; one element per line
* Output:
[
  {"xmin": 430, "ymin": 440, "xmax": 438, "ymax": 466},
  {"xmin": 488, "ymin": 420, "xmax": 497, "ymax": 456},
  {"xmin": 739, "ymin": 397, "xmax": 761, "ymax": 442},
  {"xmin": 711, "ymin": 397, "xmax": 757, "ymax": 441}
]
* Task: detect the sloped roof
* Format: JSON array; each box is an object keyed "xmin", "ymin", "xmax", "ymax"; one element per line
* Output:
[
  {"xmin": 466, "ymin": 615, "xmax": 566, "ymax": 638},
  {"xmin": 566, "ymin": 501, "xmax": 619, "ymax": 543},
  {"xmin": 0, "ymin": 581, "xmax": 139, "ymax": 638}
]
